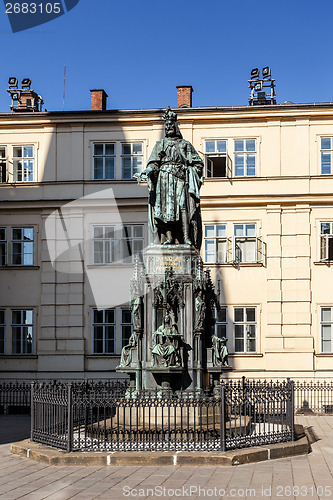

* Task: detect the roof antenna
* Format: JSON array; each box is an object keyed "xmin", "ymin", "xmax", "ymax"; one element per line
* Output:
[{"xmin": 62, "ymin": 65, "xmax": 66, "ymax": 111}]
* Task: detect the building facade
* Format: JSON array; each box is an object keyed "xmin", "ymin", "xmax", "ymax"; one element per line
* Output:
[{"xmin": 1, "ymin": 87, "xmax": 333, "ymax": 382}]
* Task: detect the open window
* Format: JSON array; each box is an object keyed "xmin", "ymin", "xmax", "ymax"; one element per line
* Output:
[
  {"xmin": 0, "ymin": 147, "xmax": 6, "ymax": 183},
  {"xmin": 320, "ymin": 222, "xmax": 333, "ymax": 261},
  {"xmin": 205, "ymin": 140, "xmax": 229, "ymax": 178}
]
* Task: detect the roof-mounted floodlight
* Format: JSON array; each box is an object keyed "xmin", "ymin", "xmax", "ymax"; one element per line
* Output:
[
  {"xmin": 251, "ymin": 68, "xmax": 260, "ymax": 79},
  {"xmin": 21, "ymin": 78, "xmax": 31, "ymax": 88},
  {"xmin": 8, "ymin": 77, "xmax": 18, "ymax": 88},
  {"xmin": 11, "ymin": 92, "xmax": 21, "ymax": 101},
  {"xmin": 262, "ymin": 66, "xmax": 271, "ymax": 79},
  {"xmin": 254, "ymin": 81, "xmax": 262, "ymax": 92}
]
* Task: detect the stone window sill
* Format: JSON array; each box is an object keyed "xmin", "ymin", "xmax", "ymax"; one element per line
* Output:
[
  {"xmin": 229, "ymin": 353, "xmax": 263, "ymax": 357},
  {"xmin": 0, "ymin": 266, "xmax": 40, "ymax": 270},
  {"xmin": 0, "ymin": 355, "xmax": 37, "ymax": 359}
]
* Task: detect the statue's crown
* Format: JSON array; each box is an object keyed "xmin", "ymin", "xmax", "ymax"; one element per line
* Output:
[{"xmin": 163, "ymin": 106, "xmax": 177, "ymax": 122}]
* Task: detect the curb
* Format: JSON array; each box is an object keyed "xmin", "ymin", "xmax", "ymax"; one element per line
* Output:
[{"xmin": 10, "ymin": 431, "xmax": 310, "ymax": 467}]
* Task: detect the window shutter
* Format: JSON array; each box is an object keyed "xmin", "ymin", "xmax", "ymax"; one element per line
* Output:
[
  {"xmin": 226, "ymin": 237, "xmax": 233, "ymax": 263},
  {"xmin": 226, "ymin": 155, "xmax": 232, "ymax": 179},
  {"xmin": 206, "ymin": 157, "xmax": 213, "ymax": 177},
  {"xmin": 256, "ymin": 236, "xmax": 266, "ymax": 263},
  {"xmin": 321, "ymin": 234, "xmax": 328, "ymax": 261},
  {"xmin": 234, "ymin": 239, "xmax": 241, "ymax": 264}
]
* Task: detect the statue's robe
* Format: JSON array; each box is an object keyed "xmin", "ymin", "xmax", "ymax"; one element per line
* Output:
[{"xmin": 145, "ymin": 137, "xmax": 203, "ymax": 249}]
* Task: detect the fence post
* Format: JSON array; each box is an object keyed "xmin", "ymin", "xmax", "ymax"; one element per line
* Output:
[
  {"xmin": 30, "ymin": 382, "xmax": 34, "ymax": 441},
  {"xmin": 242, "ymin": 376, "xmax": 246, "ymax": 415},
  {"xmin": 287, "ymin": 378, "xmax": 295, "ymax": 441},
  {"xmin": 220, "ymin": 382, "xmax": 226, "ymax": 452},
  {"xmin": 67, "ymin": 383, "xmax": 73, "ymax": 453}
]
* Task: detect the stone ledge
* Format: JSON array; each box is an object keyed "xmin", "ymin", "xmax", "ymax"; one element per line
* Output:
[{"xmin": 10, "ymin": 432, "xmax": 310, "ymax": 466}]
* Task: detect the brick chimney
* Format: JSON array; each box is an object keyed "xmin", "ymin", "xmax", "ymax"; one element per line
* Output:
[
  {"xmin": 90, "ymin": 89, "xmax": 108, "ymax": 111},
  {"xmin": 177, "ymin": 86, "xmax": 193, "ymax": 108}
]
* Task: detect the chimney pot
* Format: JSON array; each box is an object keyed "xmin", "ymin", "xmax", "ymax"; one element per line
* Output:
[
  {"xmin": 90, "ymin": 89, "xmax": 108, "ymax": 111},
  {"xmin": 176, "ymin": 85, "xmax": 193, "ymax": 108}
]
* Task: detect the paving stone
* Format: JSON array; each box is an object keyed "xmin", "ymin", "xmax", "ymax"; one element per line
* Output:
[{"xmin": 0, "ymin": 415, "xmax": 333, "ymax": 499}]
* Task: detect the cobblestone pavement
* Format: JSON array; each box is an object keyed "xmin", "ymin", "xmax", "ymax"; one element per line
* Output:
[{"xmin": 1, "ymin": 415, "xmax": 333, "ymax": 499}]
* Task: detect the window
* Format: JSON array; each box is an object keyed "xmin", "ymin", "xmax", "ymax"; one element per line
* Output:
[
  {"xmin": 93, "ymin": 224, "xmax": 144, "ymax": 265},
  {"xmin": 93, "ymin": 143, "xmax": 115, "ymax": 180},
  {"xmin": 205, "ymin": 140, "xmax": 228, "ymax": 178},
  {"xmin": 121, "ymin": 143, "xmax": 143, "ymax": 179},
  {"xmin": 0, "ymin": 228, "xmax": 7, "ymax": 266},
  {"xmin": 320, "ymin": 222, "xmax": 333, "ymax": 261},
  {"xmin": 11, "ymin": 309, "xmax": 33, "ymax": 354},
  {"xmin": 92, "ymin": 309, "xmax": 115, "ymax": 354},
  {"xmin": 93, "ymin": 226, "xmax": 116, "ymax": 264},
  {"xmin": 11, "ymin": 228, "xmax": 34, "ymax": 266},
  {"xmin": 234, "ymin": 139, "xmax": 256, "ymax": 177},
  {"xmin": 121, "ymin": 308, "xmax": 133, "ymax": 348},
  {"xmin": 204, "ymin": 225, "xmax": 227, "ymax": 263},
  {"xmin": 121, "ymin": 225, "xmax": 144, "ymax": 264},
  {"xmin": 0, "ymin": 310, "xmax": 5, "ymax": 354},
  {"xmin": 321, "ymin": 138, "xmax": 333, "ymax": 175},
  {"xmin": 321, "ymin": 307, "xmax": 333, "ymax": 353},
  {"xmin": 234, "ymin": 307, "xmax": 256, "ymax": 353},
  {"xmin": 215, "ymin": 307, "xmax": 227, "ymax": 338},
  {"xmin": 13, "ymin": 145, "xmax": 34, "ymax": 182},
  {"xmin": 234, "ymin": 224, "xmax": 257, "ymax": 263},
  {"xmin": 0, "ymin": 147, "xmax": 6, "ymax": 183}
]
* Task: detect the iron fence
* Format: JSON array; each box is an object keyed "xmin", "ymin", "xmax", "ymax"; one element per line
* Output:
[
  {"xmin": 294, "ymin": 380, "xmax": 333, "ymax": 414},
  {"xmin": 0, "ymin": 381, "xmax": 31, "ymax": 414},
  {"xmin": 31, "ymin": 379, "xmax": 294, "ymax": 452}
]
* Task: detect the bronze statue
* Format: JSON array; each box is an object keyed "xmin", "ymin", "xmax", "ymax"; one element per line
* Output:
[
  {"xmin": 194, "ymin": 285, "xmax": 206, "ymax": 330},
  {"xmin": 151, "ymin": 311, "xmax": 182, "ymax": 367},
  {"xmin": 119, "ymin": 332, "xmax": 138, "ymax": 367},
  {"xmin": 212, "ymin": 335, "xmax": 229, "ymax": 367},
  {"xmin": 134, "ymin": 107, "xmax": 204, "ymax": 249},
  {"xmin": 130, "ymin": 295, "xmax": 142, "ymax": 331}
]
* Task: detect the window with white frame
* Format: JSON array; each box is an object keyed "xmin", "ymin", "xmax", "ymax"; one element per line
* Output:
[
  {"xmin": 320, "ymin": 138, "xmax": 333, "ymax": 175},
  {"xmin": 205, "ymin": 140, "xmax": 228, "ymax": 178},
  {"xmin": 13, "ymin": 145, "xmax": 34, "ymax": 182},
  {"xmin": 92, "ymin": 308, "xmax": 115, "ymax": 354},
  {"xmin": 93, "ymin": 225, "xmax": 144, "ymax": 265},
  {"xmin": 93, "ymin": 143, "xmax": 115, "ymax": 180},
  {"xmin": 0, "ymin": 310, "xmax": 5, "ymax": 354},
  {"xmin": 215, "ymin": 307, "xmax": 227, "ymax": 338},
  {"xmin": 204, "ymin": 225, "xmax": 227, "ymax": 263},
  {"xmin": 234, "ymin": 139, "xmax": 256, "ymax": 177},
  {"xmin": 121, "ymin": 308, "xmax": 133, "ymax": 348},
  {"xmin": 93, "ymin": 226, "xmax": 116, "ymax": 264},
  {"xmin": 121, "ymin": 225, "xmax": 144, "ymax": 263},
  {"xmin": 320, "ymin": 222, "xmax": 333, "ymax": 261},
  {"xmin": 0, "ymin": 146, "xmax": 6, "ymax": 183},
  {"xmin": 0, "ymin": 228, "xmax": 7, "ymax": 266},
  {"xmin": 234, "ymin": 223, "xmax": 257, "ymax": 263},
  {"xmin": 11, "ymin": 309, "xmax": 33, "ymax": 355},
  {"xmin": 11, "ymin": 228, "xmax": 34, "ymax": 266},
  {"xmin": 121, "ymin": 143, "xmax": 143, "ymax": 180},
  {"xmin": 234, "ymin": 307, "xmax": 257, "ymax": 353},
  {"xmin": 320, "ymin": 307, "xmax": 333, "ymax": 353}
]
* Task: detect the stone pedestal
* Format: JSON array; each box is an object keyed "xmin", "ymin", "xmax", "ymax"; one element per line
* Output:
[
  {"xmin": 116, "ymin": 243, "xmax": 225, "ymax": 395},
  {"xmin": 142, "ymin": 245, "xmax": 202, "ymax": 392}
]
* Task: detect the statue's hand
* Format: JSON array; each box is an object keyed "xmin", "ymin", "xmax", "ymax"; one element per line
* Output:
[
  {"xmin": 133, "ymin": 172, "xmax": 142, "ymax": 183},
  {"xmin": 133, "ymin": 172, "xmax": 147, "ymax": 184}
]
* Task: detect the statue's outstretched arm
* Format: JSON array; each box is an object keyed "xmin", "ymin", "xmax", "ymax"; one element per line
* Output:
[{"xmin": 133, "ymin": 163, "xmax": 156, "ymax": 183}]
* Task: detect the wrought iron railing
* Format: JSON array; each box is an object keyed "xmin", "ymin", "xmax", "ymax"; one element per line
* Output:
[
  {"xmin": 31, "ymin": 379, "xmax": 294, "ymax": 452},
  {"xmin": 294, "ymin": 380, "xmax": 333, "ymax": 414},
  {"xmin": 0, "ymin": 381, "xmax": 31, "ymax": 413}
]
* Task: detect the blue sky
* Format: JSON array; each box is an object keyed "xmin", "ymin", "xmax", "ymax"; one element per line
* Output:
[{"xmin": 0, "ymin": 0, "xmax": 332, "ymax": 112}]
